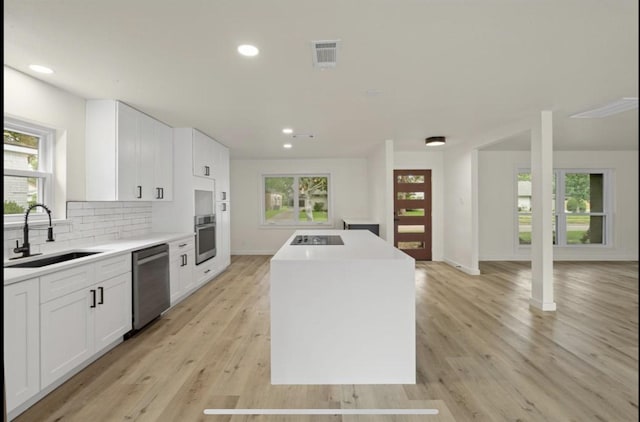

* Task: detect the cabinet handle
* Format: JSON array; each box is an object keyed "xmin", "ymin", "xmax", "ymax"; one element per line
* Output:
[
  {"xmin": 222, "ymin": 203, "xmax": 227, "ymax": 212},
  {"xmin": 160, "ymin": 188, "xmax": 164, "ymax": 199},
  {"xmin": 204, "ymin": 166, "xmax": 210, "ymax": 176},
  {"xmin": 179, "ymin": 243, "xmax": 187, "ymax": 248},
  {"xmin": 136, "ymin": 186, "xmax": 142, "ymax": 199},
  {"xmin": 204, "ymin": 269, "xmax": 211, "ymax": 274},
  {"xmin": 98, "ymin": 286, "xmax": 104, "ymax": 305},
  {"xmin": 156, "ymin": 187, "xmax": 162, "ymax": 199},
  {"xmin": 181, "ymin": 254, "xmax": 186, "ymax": 266},
  {"xmin": 90, "ymin": 289, "xmax": 96, "ymax": 308},
  {"xmin": 222, "ymin": 192, "xmax": 227, "ymax": 200}
]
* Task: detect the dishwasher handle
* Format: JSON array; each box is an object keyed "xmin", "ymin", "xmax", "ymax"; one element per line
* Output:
[{"xmin": 136, "ymin": 251, "xmax": 169, "ymax": 265}]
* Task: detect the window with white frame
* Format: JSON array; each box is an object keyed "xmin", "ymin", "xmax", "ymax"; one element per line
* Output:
[
  {"xmin": 517, "ymin": 169, "xmax": 611, "ymax": 246},
  {"xmin": 4, "ymin": 118, "xmax": 54, "ymax": 221},
  {"xmin": 262, "ymin": 174, "xmax": 331, "ymax": 225}
]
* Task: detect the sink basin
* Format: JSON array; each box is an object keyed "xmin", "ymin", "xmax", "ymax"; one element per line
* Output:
[{"xmin": 4, "ymin": 251, "xmax": 103, "ymax": 268}]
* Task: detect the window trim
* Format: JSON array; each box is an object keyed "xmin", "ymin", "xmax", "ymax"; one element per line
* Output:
[
  {"xmin": 4, "ymin": 117, "xmax": 55, "ymax": 223},
  {"xmin": 260, "ymin": 173, "xmax": 333, "ymax": 227},
  {"xmin": 515, "ymin": 168, "xmax": 613, "ymax": 249}
]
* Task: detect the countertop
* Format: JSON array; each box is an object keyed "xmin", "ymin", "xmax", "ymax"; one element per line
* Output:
[
  {"xmin": 3, "ymin": 232, "xmax": 194, "ymax": 286},
  {"xmin": 271, "ymin": 229, "xmax": 412, "ymax": 262}
]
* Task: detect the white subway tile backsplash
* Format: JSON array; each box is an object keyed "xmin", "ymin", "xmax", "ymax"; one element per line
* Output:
[{"xmin": 4, "ymin": 201, "xmax": 152, "ymax": 259}]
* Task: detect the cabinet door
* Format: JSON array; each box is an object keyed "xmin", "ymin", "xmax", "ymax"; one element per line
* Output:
[
  {"xmin": 217, "ymin": 201, "xmax": 231, "ymax": 269},
  {"xmin": 4, "ymin": 279, "xmax": 40, "ymax": 412},
  {"xmin": 180, "ymin": 250, "xmax": 195, "ymax": 294},
  {"xmin": 170, "ymin": 252, "xmax": 183, "ymax": 304},
  {"xmin": 116, "ymin": 101, "xmax": 140, "ymax": 201},
  {"xmin": 40, "ymin": 289, "xmax": 93, "ymax": 389},
  {"xmin": 213, "ymin": 142, "xmax": 230, "ymax": 201},
  {"xmin": 193, "ymin": 130, "xmax": 214, "ymax": 179},
  {"xmin": 154, "ymin": 120, "xmax": 173, "ymax": 201},
  {"xmin": 138, "ymin": 113, "xmax": 156, "ymax": 200},
  {"xmin": 94, "ymin": 272, "xmax": 132, "ymax": 352}
]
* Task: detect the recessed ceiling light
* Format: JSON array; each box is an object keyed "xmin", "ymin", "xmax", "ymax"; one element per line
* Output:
[
  {"xmin": 283, "ymin": 143, "xmax": 293, "ymax": 149},
  {"xmin": 29, "ymin": 64, "xmax": 54, "ymax": 74},
  {"xmin": 282, "ymin": 128, "xmax": 293, "ymax": 134},
  {"xmin": 237, "ymin": 44, "xmax": 259, "ymax": 57}
]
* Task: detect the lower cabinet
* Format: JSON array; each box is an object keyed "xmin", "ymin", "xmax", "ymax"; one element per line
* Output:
[
  {"xmin": 169, "ymin": 236, "xmax": 195, "ymax": 305},
  {"xmin": 39, "ymin": 255, "xmax": 132, "ymax": 390},
  {"xmin": 4, "ymin": 278, "xmax": 40, "ymax": 413}
]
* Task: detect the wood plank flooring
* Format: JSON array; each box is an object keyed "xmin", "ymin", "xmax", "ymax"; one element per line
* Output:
[{"xmin": 14, "ymin": 257, "xmax": 638, "ymax": 422}]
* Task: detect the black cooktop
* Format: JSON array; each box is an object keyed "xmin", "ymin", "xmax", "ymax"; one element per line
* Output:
[{"xmin": 290, "ymin": 235, "xmax": 344, "ymax": 246}]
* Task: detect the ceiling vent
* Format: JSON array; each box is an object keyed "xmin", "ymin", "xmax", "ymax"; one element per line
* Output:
[{"xmin": 311, "ymin": 40, "xmax": 340, "ymax": 68}]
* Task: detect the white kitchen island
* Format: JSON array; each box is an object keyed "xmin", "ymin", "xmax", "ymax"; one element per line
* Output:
[{"xmin": 270, "ymin": 229, "xmax": 416, "ymax": 384}]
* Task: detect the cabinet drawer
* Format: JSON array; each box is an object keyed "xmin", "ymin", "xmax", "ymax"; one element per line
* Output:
[
  {"xmin": 40, "ymin": 264, "xmax": 95, "ymax": 303},
  {"xmin": 194, "ymin": 260, "xmax": 217, "ymax": 286},
  {"xmin": 95, "ymin": 253, "xmax": 130, "ymax": 282},
  {"xmin": 170, "ymin": 237, "xmax": 195, "ymax": 253}
]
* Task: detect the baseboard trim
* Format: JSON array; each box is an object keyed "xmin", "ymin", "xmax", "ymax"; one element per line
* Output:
[
  {"xmin": 529, "ymin": 297, "xmax": 557, "ymax": 311},
  {"xmin": 444, "ymin": 258, "xmax": 481, "ymax": 275}
]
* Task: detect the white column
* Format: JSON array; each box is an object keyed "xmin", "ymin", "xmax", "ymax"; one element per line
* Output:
[{"xmin": 530, "ymin": 110, "xmax": 556, "ymax": 311}]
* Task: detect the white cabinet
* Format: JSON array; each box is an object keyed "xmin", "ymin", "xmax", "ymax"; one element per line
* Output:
[
  {"xmin": 169, "ymin": 236, "xmax": 196, "ymax": 305},
  {"xmin": 192, "ymin": 129, "xmax": 216, "ymax": 179},
  {"xmin": 39, "ymin": 254, "xmax": 132, "ymax": 389},
  {"xmin": 86, "ymin": 100, "xmax": 173, "ymax": 201},
  {"xmin": 40, "ymin": 287, "xmax": 94, "ymax": 388},
  {"xmin": 213, "ymin": 141, "xmax": 230, "ymax": 201},
  {"xmin": 216, "ymin": 200, "xmax": 231, "ymax": 269},
  {"xmin": 4, "ymin": 278, "xmax": 40, "ymax": 413},
  {"xmin": 194, "ymin": 257, "xmax": 217, "ymax": 287}
]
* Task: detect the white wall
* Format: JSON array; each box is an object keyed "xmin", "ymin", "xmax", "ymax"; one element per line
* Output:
[
  {"xmin": 479, "ymin": 150, "xmax": 639, "ymax": 260},
  {"xmin": 443, "ymin": 146, "xmax": 480, "ymax": 274},
  {"xmin": 230, "ymin": 158, "xmax": 370, "ymax": 254},
  {"xmin": 368, "ymin": 141, "xmax": 394, "ymax": 242},
  {"xmin": 3, "ymin": 66, "xmax": 87, "ymax": 217},
  {"xmin": 394, "ymin": 150, "xmax": 445, "ymax": 261}
]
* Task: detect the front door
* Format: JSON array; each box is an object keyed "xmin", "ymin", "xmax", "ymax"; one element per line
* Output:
[{"xmin": 393, "ymin": 170, "xmax": 432, "ymax": 260}]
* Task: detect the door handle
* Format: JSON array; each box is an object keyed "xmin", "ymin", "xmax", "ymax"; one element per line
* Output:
[
  {"xmin": 136, "ymin": 186, "xmax": 142, "ymax": 199},
  {"xmin": 98, "ymin": 286, "xmax": 104, "ymax": 305},
  {"xmin": 90, "ymin": 289, "xmax": 96, "ymax": 308}
]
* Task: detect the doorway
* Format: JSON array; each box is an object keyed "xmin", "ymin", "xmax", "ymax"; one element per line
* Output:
[{"xmin": 394, "ymin": 169, "xmax": 432, "ymax": 260}]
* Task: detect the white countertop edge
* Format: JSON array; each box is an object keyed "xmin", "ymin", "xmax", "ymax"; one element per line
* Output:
[
  {"xmin": 271, "ymin": 230, "xmax": 415, "ymax": 263},
  {"xmin": 3, "ymin": 232, "xmax": 194, "ymax": 286}
]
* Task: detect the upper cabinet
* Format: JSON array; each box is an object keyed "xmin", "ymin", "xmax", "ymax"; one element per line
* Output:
[
  {"xmin": 86, "ymin": 100, "xmax": 173, "ymax": 201},
  {"xmin": 192, "ymin": 129, "xmax": 215, "ymax": 179},
  {"xmin": 213, "ymin": 141, "xmax": 230, "ymax": 202}
]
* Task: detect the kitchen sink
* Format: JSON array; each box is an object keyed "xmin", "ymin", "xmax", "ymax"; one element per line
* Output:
[{"xmin": 4, "ymin": 251, "xmax": 103, "ymax": 268}]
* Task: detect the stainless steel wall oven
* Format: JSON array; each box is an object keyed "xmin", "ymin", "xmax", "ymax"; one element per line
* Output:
[{"xmin": 195, "ymin": 214, "xmax": 216, "ymax": 264}]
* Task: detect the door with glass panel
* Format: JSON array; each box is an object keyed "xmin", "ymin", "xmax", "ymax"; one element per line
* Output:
[{"xmin": 394, "ymin": 170, "xmax": 432, "ymax": 260}]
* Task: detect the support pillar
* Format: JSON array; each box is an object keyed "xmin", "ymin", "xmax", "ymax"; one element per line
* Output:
[{"xmin": 530, "ymin": 110, "xmax": 556, "ymax": 311}]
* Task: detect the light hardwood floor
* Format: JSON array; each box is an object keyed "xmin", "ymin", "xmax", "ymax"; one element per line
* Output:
[{"xmin": 14, "ymin": 257, "xmax": 638, "ymax": 422}]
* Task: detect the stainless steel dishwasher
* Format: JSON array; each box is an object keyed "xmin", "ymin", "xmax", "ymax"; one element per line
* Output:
[{"xmin": 131, "ymin": 243, "xmax": 170, "ymax": 331}]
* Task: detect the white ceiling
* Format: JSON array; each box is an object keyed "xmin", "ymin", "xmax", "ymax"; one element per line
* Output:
[{"xmin": 4, "ymin": 0, "xmax": 638, "ymax": 158}]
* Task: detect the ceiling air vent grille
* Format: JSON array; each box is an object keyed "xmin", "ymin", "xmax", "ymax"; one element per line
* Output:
[{"xmin": 312, "ymin": 40, "xmax": 340, "ymax": 68}]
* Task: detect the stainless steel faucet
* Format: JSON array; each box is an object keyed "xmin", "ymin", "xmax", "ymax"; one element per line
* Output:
[{"xmin": 13, "ymin": 203, "xmax": 55, "ymax": 258}]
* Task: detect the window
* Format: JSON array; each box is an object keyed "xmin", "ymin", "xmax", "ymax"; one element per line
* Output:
[
  {"xmin": 517, "ymin": 169, "xmax": 611, "ymax": 246},
  {"xmin": 4, "ymin": 118, "xmax": 54, "ymax": 221},
  {"xmin": 262, "ymin": 174, "xmax": 330, "ymax": 225}
]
